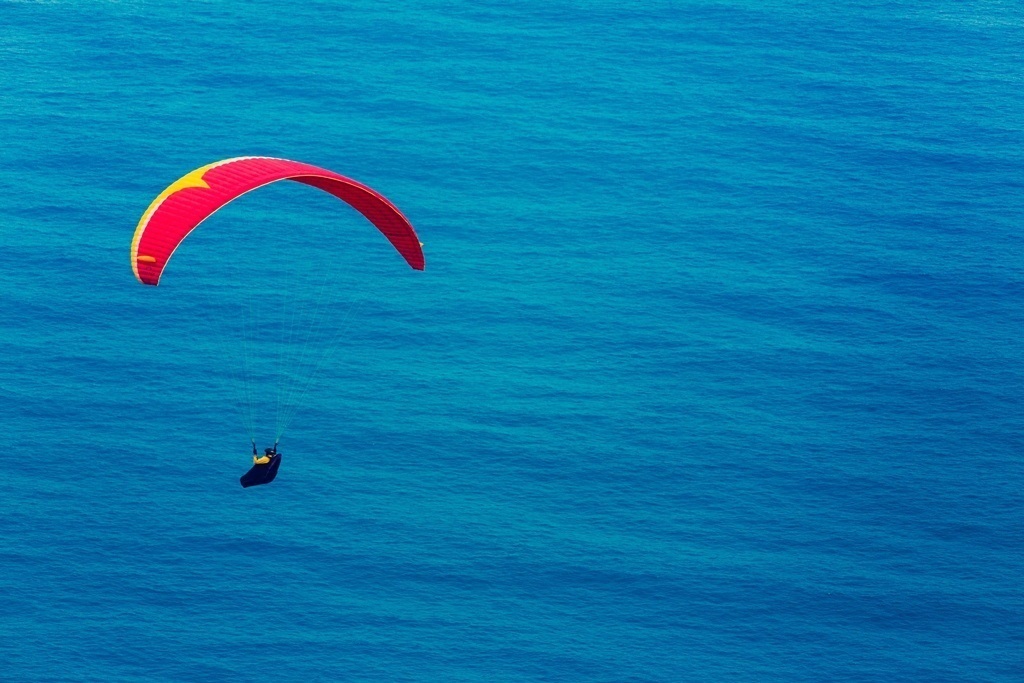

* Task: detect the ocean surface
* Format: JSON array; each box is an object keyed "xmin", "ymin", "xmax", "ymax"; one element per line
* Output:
[{"xmin": 1, "ymin": 1, "xmax": 1021, "ymax": 681}]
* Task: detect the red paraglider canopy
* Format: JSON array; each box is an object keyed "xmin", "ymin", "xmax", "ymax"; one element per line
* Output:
[{"xmin": 131, "ymin": 156, "xmax": 424, "ymax": 285}]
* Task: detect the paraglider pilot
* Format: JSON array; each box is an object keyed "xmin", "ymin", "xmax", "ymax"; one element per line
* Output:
[
  {"xmin": 241, "ymin": 442, "xmax": 282, "ymax": 488},
  {"xmin": 253, "ymin": 445, "xmax": 277, "ymax": 465}
]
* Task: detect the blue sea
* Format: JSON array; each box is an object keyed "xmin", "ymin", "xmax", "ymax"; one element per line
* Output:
[{"xmin": 1, "ymin": 1, "xmax": 1021, "ymax": 681}]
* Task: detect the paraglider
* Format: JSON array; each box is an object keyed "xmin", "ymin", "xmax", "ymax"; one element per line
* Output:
[
  {"xmin": 131, "ymin": 156, "xmax": 424, "ymax": 286},
  {"xmin": 241, "ymin": 446, "xmax": 282, "ymax": 488},
  {"xmin": 130, "ymin": 157, "xmax": 424, "ymax": 487}
]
